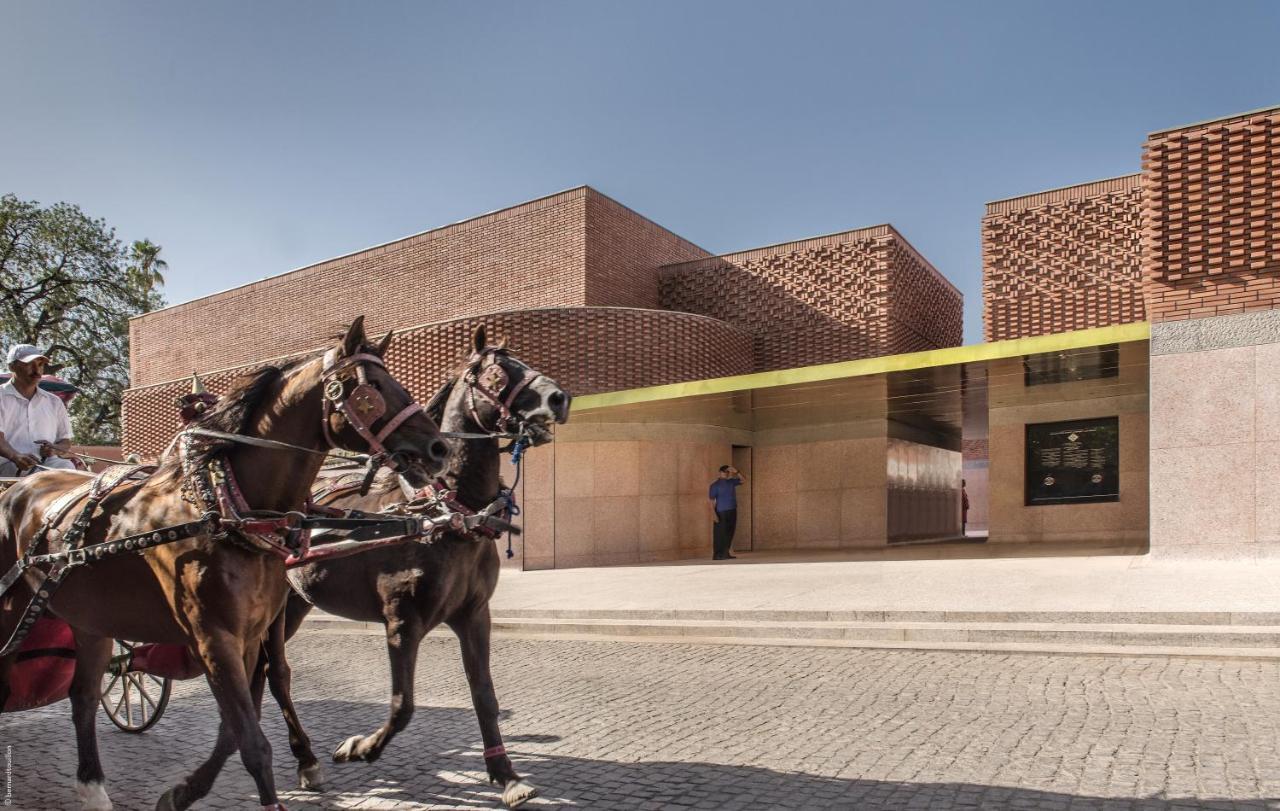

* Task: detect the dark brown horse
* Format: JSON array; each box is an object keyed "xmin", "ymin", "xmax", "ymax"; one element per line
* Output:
[
  {"xmin": 0, "ymin": 317, "xmax": 450, "ymax": 811},
  {"xmin": 262, "ymin": 326, "xmax": 569, "ymax": 808}
]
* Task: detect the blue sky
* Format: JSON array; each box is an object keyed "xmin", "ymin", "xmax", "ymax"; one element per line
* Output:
[{"xmin": 4, "ymin": 1, "xmax": 1278, "ymax": 344}]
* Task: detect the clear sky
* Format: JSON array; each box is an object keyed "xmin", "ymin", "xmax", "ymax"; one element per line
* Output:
[{"xmin": 4, "ymin": 1, "xmax": 1278, "ymax": 344}]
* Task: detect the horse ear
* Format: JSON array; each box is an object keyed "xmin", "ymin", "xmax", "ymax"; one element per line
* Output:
[
  {"xmin": 341, "ymin": 316, "xmax": 366, "ymax": 357},
  {"xmin": 375, "ymin": 329, "xmax": 394, "ymax": 357},
  {"xmin": 496, "ymin": 335, "xmax": 508, "ymax": 350},
  {"xmin": 472, "ymin": 325, "xmax": 487, "ymax": 355}
]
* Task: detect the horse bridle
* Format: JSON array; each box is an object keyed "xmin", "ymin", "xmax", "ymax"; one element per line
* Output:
[
  {"xmin": 321, "ymin": 349, "xmax": 424, "ymax": 473},
  {"xmin": 459, "ymin": 348, "xmax": 545, "ymax": 436}
]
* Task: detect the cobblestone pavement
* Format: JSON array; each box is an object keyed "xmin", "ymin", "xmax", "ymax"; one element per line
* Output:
[{"xmin": 3, "ymin": 631, "xmax": 1279, "ymax": 810}]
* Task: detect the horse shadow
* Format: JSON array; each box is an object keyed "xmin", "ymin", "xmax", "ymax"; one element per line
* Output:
[
  {"xmin": 262, "ymin": 700, "xmax": 1276, "ymax": 810},
  {"xmin": 8, "ymin": 694, "xmax": 1276, "ymax": 810}
]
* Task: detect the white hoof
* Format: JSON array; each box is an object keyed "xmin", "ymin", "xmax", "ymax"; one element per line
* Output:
[
  {"xmin": 298, "ymin": 763, "xmax": 326, "ymax": 791},
  {"xmin": 76, "ymin": 780, "xmax": 114, "ymax": 811},
  {"xmin": 331, "ymin": 735, "xmax": 363, "ymax": 763},
  {"xmin": 503, "ymin": 778, "xmax": 538, "ymax": 808}
]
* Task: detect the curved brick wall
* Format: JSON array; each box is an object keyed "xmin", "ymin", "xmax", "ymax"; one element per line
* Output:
[{"xmin": 122, "ymin": 307, "xmax": 751, "ymax": 455}]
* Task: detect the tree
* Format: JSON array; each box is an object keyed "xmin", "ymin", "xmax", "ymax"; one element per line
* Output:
[{"xmin": 0, "ymin": 194, "xmax": 165, "ymax": 445}]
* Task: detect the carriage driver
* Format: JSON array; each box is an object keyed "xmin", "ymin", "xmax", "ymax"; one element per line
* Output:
[{"xmin": 0, "ymin": 344, "xmax": 76, "ymax": 476}]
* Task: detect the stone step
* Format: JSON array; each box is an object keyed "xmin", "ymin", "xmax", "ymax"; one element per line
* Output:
[
  {"xmin": 488, "ymin": 608, "xmax": 1280, "ymax": 625},
  {"xmin": 301, "ymin": 609, "xmax": 1280, "ymax": 658},
  {"xmin": 490, "ymin": 616, "xmax": 1280, "ymax": 647}
]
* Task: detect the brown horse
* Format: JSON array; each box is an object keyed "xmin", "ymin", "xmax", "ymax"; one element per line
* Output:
[
  {"xmin": 262, "ymin": 326, "xmax": 569, "ymax": 808},
  {"xmin": 0, "ymin": 317, "xmax": 450, "ymax": 811}
]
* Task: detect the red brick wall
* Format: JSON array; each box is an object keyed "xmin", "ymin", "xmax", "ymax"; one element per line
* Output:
[
  {"xmin": 122, "ymin": 307, "xmax": 752, "ymax": 455},
  {"xmin": 129, "ymin": 188, "xmax": 590, "ymax": 387},
  {"xmin": 1143, "ymin": 107, "xmax": 1280, "ymax": 321},
  {"xmin": 583, "ymin": 190, "xmax": 710, "ymax": 309},
  {"xmin": 982, "ymin": 175, "xmax": 1144, "ymax": 341},
  {"xmin": 659, "ymin": 226, "xmax": 961, "ymax": 372},
  {"xmin": 885, "ymin": 237, "xmax": 964, "ymax": 352}
]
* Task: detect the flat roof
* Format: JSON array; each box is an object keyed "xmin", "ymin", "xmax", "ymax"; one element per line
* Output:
[
  {"xmin": 1148, "ymin": 103, "xmax": 1280, "ymax": 137},
  {"xmin": 572, "ymin": 321, "xmax": 1150, "ymax": 412}
]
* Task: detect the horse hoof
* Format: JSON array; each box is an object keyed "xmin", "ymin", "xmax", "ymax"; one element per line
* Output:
[
  {"xmin": 76, "ymin": 780, "xmax": 113, "ymax": 811},
  {"xmin": 154, "ymin": 787, "xmax": 179, "ymax": 811},
  {"xmin": 503, "ymin": 779, "xmax": 539, "ymax": 809},
  {"xmin": 331, "ymin": 735, "xmax": 364, "ymax": 763},
  {"xmin": 298, "ymin": 763, "xmax": 326, "ymax": 791}
]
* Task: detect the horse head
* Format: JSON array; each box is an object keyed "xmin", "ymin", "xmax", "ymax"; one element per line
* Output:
[
  {"xmin": 430, "ymin": 325, "xmax": 571, "ymax": 445},
  {"xmin": 323, "ymin": 316, "xmax": 450, "ymax": 487}
]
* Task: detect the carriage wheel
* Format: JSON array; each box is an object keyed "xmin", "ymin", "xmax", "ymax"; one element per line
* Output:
[{"xmin": 100, "ymin": 640, "xmax": 172, "ymax": 733}]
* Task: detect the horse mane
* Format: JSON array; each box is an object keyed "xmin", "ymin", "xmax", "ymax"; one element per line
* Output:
[
  {"xmin": 156, "ymin": 360, "xmax": 303, "ymax": 480},
  {"xmin": 424, "ymin": 377, "xmax": 455, "ymax": 425}
]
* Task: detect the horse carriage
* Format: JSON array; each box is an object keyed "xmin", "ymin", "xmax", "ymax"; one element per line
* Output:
[{"xmin": 0, "ymin": 320, "xmax": 565, "ymax": 810}]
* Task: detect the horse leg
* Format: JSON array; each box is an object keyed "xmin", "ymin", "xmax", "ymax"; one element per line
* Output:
[
  {"xmin": 263, "ymin": 608, "xmax": 325, "ymax": 790},
  {"xmin": 332, "ymin": 607, "xmax": 423, "ymax": 763},
  {"xmin": 69, "ymin": 632, "xmax": 115, "ymax": 811},
  {"xmin": 159, "ymin": 641, "xmax": 275, "ymax": 810},
  {"xmin": 450, "ymin": 606, "xmax": 538, "ymax": 809},
  {"xmin": 158, "ymin": 632, "xmax": 283, "ymax": 810}
]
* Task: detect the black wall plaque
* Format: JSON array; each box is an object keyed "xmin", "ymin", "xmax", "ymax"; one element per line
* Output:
[{"xmin": 1025, "ymin": 416, "xmax": 1119, "ymax": 505}]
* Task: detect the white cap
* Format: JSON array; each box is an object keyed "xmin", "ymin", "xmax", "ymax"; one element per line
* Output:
[{"xmin": 6, "ymin": 344, "xmax": 49, "ymax": 366}]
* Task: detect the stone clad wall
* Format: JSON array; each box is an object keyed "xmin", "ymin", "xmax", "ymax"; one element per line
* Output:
[
  {"xmin": 1149, "ymin": 311, "xmax": 1280, "ymax": 558},
  {"xmin": 986, "ymin": 342, "xmax": 1149, "ymax": 549}
]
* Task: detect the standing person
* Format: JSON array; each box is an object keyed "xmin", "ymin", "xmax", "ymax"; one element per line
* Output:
[
  {"xmin": 708, "ymin": 464, "xmax": 745, "ymax": 560},
  {"xmin": 961, "ymin": 479, "xmax": 970, "ymax": 536},
  {"xmin": 0, "ymin": 345, "xmax": 76, "ymax": 476}
]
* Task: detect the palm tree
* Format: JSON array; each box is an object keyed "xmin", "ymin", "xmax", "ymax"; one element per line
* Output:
[{"xmin": 129, "ymin": 239, "xmax": 167, "ymax": 288}]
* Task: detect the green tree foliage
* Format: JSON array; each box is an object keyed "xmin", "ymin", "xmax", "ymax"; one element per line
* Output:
[{"xmin": 0, "ymin": 194, "xmax": 165, "ymax": 444}]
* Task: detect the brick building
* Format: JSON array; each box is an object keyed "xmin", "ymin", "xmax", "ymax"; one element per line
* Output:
[
  {"xmin": 120, "ymin": 103, "xmax": 1280, "ymax": 568},
  {"xmin": 123, "ymin": 187, "xmax": 962, "ymax": 454}
]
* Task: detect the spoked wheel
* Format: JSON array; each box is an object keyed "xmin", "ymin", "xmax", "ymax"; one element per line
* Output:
[{"xmin": 100, "ymin": 639, "xmax": 172, "ymax": 733}]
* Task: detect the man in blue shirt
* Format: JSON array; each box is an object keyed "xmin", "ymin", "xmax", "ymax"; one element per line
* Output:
[{"xmin": 708, "ymin": 464, "xmax": 745, "ymax": 560}]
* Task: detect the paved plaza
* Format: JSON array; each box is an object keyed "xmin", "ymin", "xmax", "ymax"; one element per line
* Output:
[{"xmin": 3, "ymin": 630, "xmax": 1279, "ymax": 810}]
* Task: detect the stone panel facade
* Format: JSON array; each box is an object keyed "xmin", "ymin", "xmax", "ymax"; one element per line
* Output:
[
  {"xmin": 1143, "ymin": 107, "xmax": 1280, "ymax": 322},
  {"xmin": 982, "ymin": 175, "xmax": 1145, "ymax": 341},
  {"xmin": 122, "ymin": 307, "xmax": 752, "ymax": 455},
  {"xmin": 659, "ymin": 226, "xmax": 961, "ymax": 373}
]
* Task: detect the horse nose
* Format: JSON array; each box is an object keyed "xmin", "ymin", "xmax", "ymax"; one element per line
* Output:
[
  {"xmin": 427, "ymin": 438, "xmax": 450, "ymax": 465},
  {"xmin": 549, "ymin": 390, "xmax": 570, "ymax": 422}
]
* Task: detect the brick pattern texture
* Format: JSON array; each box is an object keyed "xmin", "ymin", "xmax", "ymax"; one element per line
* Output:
[
  {"xmin": 583, "ymin": 190, "xmax": 710, "ymax": 309},
  {"xmin": 1143, "ymin": 108, "xmax": 1280, "ymax": 322},
  {"xmin": 122, "ymin": 307, "xmax": 752, "ymax": 455},
  {"xmin": 982, "ymin": 176, "xmax": 1145, "ymax": 342},
  {"xmin": 659, "ymin": 227, "xmax": 962, "ymax": 372},
  {"xmin": 130, "ymin": 189, "xmax": 591, "ymax": 387}
]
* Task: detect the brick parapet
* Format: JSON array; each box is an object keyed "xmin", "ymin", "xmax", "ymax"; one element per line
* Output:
[
  {"xmin": 982, "ymin": 177, "xmax": 1144, "ymax": 341},
  {"xmin": 658, "ymin": 227, "xmax": 961, "ymax": 372},
  {"xmin": 121, "ymin": 306, "xmax": 752, "ymax": 455},
  {"xmin": 1142, "ymin": 106, "xmax": 1280, "ymax": 322}
]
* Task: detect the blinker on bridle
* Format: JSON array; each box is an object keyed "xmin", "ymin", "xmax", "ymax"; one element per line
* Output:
[
  {"xmin": 461, "ymin": 348, "xmax": 544, "ymax": 436},
  {"xmin": 321, "ymin": 349, "xmax": 425, "ymax": 492}
]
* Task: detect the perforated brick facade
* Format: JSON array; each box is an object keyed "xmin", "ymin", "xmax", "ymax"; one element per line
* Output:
[
  {"xmin": 982, "ymin": 175, "xmax": 1145, "ymax": 342},
  {"xmin": 123, "ymin": 307, "xmax": 751, "ymax": 455},
  {"xmin": 1143, "ymin": 107, "xmax": 1280, "ymax": 322},
  {"xmin": 658, "ymin": 226, "xmax": 961, "ymax": 372}
]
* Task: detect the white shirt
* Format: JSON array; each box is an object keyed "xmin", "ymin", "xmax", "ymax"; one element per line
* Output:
[{"xmin": 0, "ymin": 381, "xmax": 73, "ymax": 457}]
